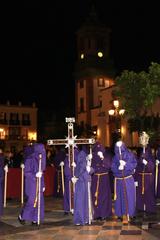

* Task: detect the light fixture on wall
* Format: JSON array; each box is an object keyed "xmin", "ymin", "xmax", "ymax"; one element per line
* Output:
[{"xmin": 108, "ymin": 100, "xmax": 125, "ymax": 143}]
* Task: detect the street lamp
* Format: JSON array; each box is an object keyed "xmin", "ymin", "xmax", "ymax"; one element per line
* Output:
[{"xmin": 108, "ymin": 100, "xmax": 125, "ymax": 145}]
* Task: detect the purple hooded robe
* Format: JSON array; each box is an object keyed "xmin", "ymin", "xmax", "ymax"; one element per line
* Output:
[
  {"xmin": 53, "ymin": 147, "xmax": 66, "ymax": 197},
  {"xmin": 91, "ymin": 142, "xmax": 112, "ymax": 219},
  {"xmin": 20, "ymin": 143, "xmax": 46, "ymax": 223},
  {"xmin": 0, "ymin": 153, "xmax": 4, "ymax": 217},
  {"xmin": 135, "ymin": 145, "xmax": 156, "ymax": 213},
  {"xmin": 73, "ymin": 149, "xmax": 93, "ymax": 225},
  {"xmin": 156, "ymin": 146, "xmax": 160, "ymax": 198},
  {"xmin": 63, "ymin": 148, "xmax": 79, "ymax": 213},
  {"xmin": 111, "ymin": 142, "xmax": 137, "ymax": 218}
]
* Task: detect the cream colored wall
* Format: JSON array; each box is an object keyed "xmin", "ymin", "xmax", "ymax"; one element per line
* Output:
[
  {"xmin": 90, "ymin": 108, "xmax": 99, "ymax": 126},
  {"xmin": 77, "ymin": 80, "xmax": 87, "ymax": 112}
]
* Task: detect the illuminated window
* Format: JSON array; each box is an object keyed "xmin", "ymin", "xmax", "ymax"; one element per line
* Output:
[
  {"xmin": 98, "ymin": 78, "xmax": 104, "ymax": 87},
  {"xmin": 97, "ymin": 52, "xmax": 103, "ymax": 58},
  {"xmin": 105, "ymin": 79, "xmax": 110, "ymax": 88},
  {"xmin": 28, "ymin": 131, "xmax": 37, "ymax": 141},
  {"xmin": 0, "ymin": 128, "xmax": 5, "ymax": 139},
  {"xmin": 80, "ymin": 53, "xmax": 84, "ymax": 59}
]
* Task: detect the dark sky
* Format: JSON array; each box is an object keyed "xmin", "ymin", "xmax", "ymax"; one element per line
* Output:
[{"xmin": 2, "ymin": 1, "xmax": 160, "ymax": 115}]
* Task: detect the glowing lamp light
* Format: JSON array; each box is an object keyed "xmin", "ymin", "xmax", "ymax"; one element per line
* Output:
[
  {"xmin": 97, "ymin": 128, "xmax": 100, "ymax": 138},
  {"xmin": 28, "ymin": 132, "xmax": 37, "ymax": 141},
  {"xmin": 108, "ymin": 109, "xmax": 115, "ymax": 116},
  {"xmin": 113, "ymin": 100, "xmax": 119, "ymax": 108},
  {"xmin": 80, "ymin": 53, "xmax": 84, "ymax": 59},
  {"xmin": 119, "ymin": 109, "xmax": 125, "ymax": 115},
  {"xmin": 97, "ymin": 52, "xmax": 103, "ymax": 58}
]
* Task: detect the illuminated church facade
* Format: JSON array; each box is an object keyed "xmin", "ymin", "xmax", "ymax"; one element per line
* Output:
[{"xmin": 74, "ymin": 7, "xmax": 160, "ymax": 147}]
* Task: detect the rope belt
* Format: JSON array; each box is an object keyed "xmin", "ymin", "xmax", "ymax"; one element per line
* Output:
[
  {"xmin": 114, "ymin": 175, "xmax": 133, "ymax": 201},
  {"xmin": 34, "ymin": 178, "xmax": 39, "ymax": 208},
  {"xmin": 94, "ymin": 172, "xmax": 108, "ymax": 206},
  {"xmin": 138, "ymin": 172, "xmax": 152, "ymax": 194},
  {"xmin": 57, "ymin": 169, "xmax": 61, "ymax": 193}
]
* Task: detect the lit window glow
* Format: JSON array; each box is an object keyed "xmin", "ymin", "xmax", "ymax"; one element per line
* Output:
[
  {"xmin": 113, "ymin": 100, "xmax": 119, "ymax": 108},
  {"xmin": 97, "ymin": 128, "xmax": 100, "ymax": 138},
  {"xmin": 0, "ymin": 128, "xmax": 5, "ymax": 139},
  {"xmin": 80, "ymin": 53, "xmax": 84, "ymax": 59},
  {"xmin": 98, "ymin": 52, "xmax": 103, "ymax": 58},
  {"xmin": 28, "ymin": 131, "xmax": 37, "ymax": 141},
  {"xmin": 119, "ymin": 109, "xmax": 125, "ymax": 115}
]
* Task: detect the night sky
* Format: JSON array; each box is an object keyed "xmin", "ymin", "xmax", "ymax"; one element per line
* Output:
[{"xmin": 2, "ymin": 1, "xmax": 160, "ymax": 116}]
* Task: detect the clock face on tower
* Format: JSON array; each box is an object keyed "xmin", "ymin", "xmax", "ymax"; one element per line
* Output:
[{"xmin": 97, "ymin": 52, "xmax": 103, "ymax": 58}]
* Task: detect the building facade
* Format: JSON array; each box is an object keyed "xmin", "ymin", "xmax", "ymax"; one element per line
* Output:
[
  {"xmin": 74, "ymin": 7, "xmax": 160, "ymax": 147},
  {"xmin": 74, "ymin": 6, "xmax": 115, "ymax": 138},
  {"xmin": 0, "ymin": 101, "xmax": 37, "ymax": 152}
]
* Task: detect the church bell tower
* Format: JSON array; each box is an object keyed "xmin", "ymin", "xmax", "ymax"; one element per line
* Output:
[{"xmin": 74, "ymin": 6, "xmax": 115, "ymax": 134}]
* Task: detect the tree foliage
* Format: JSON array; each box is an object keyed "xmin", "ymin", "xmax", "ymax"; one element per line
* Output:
[
  {"xmin": 113, "ymin": 62, "xmax": 160, "ymax": 143},
  {"xmin": 113, "ymin": 62, "xmax": 160, "ymax": 118}
]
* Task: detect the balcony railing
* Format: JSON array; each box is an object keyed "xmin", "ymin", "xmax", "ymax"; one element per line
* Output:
[{"xmin": 1, "ymin": 135, "xmax": 28, "ymax": 141}]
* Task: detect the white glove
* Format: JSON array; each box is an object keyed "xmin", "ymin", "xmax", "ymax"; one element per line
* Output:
[
  {"xmin": 36, "ymin": 171, "xmax": 42, "ymax": 178},
  {"xmin": 4, "ymin": 165, "xmax": 8, "ymax": 173},
  {"xmin": 118, "ymin": 165, "xmax": 124, "ymax": 170},
  {"xmin": 20, "ymin": 163, "xmax": 25, "ymax": 169},
  {"xmin": 156, "ymin": 159, "xmax": 160, "ymax": 165},
  {"xmin": 86, "ymin": 165, "xmax": 91, "ymax": 173},
  {"xmin": 59, "ymin": 161, "xmax": 64, "ymax": 167},
  {"xmin": 135, "ymin": 181, "xmax": 138, "ymax": 187},
  {"xmin": 87, "ymin": 159, "xmax": 91, "ymax": 166},
  {"xmin": 119, "ymin": 160, "xmax": 126, "ymax": 166},
  {"xmin": 71, "ymin": 162, "xmax": 76, "ymax": 167},
  {"xmin": 71, "ymin": 176, "xmax": 78, "ymax": 184},
  {"xmin": 43, "ymin": 187, "xmax": 45, "ymax": 192},
  {"xmin": 87, "ymin": 154, "xmax": 92, "ymax": 161},
  {"xmin": 97, "ymin": 151, "xmax": 104, "ymax": 159},
  {"xmin": 116, "ymin": 141, "xmax": 123, "ymax": 147},
  {"xmin": 143, "ymin": 159, "xmax": 148, "ymax": 165}
]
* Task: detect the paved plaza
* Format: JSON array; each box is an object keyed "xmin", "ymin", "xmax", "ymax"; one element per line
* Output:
[{"xmin": 0, "ymin": 196, "xmax": 159, "ymax": 240}]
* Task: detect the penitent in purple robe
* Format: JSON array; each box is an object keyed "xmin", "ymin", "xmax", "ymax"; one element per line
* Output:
[
  {"xmin": 156, "ymin": 146, "xmax": 160, "ymax": 198},
  {"xmin": 73, "ymin": 150, "xmax": 93, "ymax": 225},
  {"xmin": 0, "ymin": 153, "xmax": 4, "ymax": 217},
  {"xmin": 135, "ymin": 145, "xmax": 156, "ymax": 213},
  {"xmin": 53, "ymin": 147, "xmax": 66, "ymax": 197},
  {"xmin": 111, "ymin": 142, "xmax": 137, "ymax": 218},
  {"xmin": 63, "ymin": 148, "xmax": 79, "ymax": 213},
  {"xmin": 91, "ymin": 142, "xmax": 112, "ymax": 219},
  {"xmin": 20, "ymin": 143, "xmax": 46, "ymax": 223}
]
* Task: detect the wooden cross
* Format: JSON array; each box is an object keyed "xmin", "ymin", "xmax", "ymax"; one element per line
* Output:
[{"xmin": 47, "ymin": 117, "xmax": 95, "ymax": 212}]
